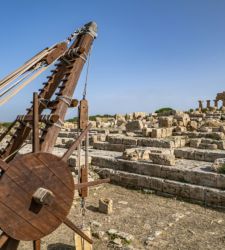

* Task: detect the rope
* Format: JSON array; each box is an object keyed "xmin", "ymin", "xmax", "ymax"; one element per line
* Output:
[
  {"xmin": 0, "ymin": 66, "xmax": 49, "ymax": 106},
  {"xmin": 0, "ymin": 68, "xmax": 37, "ymax": 98},
  {"xmin": 0, "ymin": 46, "xmax": 69, "ymax": 106},
  {"xmin": 3, "ymin": 142, "xmax": 28, "ymax": 162},
  {"xmin": 82, "ymin": 46, "xmax": 92, "ymax": 99}
]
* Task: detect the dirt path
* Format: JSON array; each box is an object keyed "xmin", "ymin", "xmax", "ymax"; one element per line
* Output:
[{"xmin": 18, "ymin": 184, "xmax": 225, "ymax": 250}]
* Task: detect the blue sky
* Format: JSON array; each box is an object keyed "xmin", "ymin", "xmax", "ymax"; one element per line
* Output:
[{"xmin": 0, "ymin": 0, "xmax": 225, "ymax": 121}]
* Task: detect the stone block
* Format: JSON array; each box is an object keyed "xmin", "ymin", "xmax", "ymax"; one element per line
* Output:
[
  {"xmin": 190, "ymin": 138, "xmax": 201, "ymax": 148},
  {"xmin": 159, "ymin": 116, "xmax": 173, "ymax": 128},
  {"xmin": 162, "ymin": 180, "xmax": 181, "ymax": 195},
  {"xmin": 150, "ymin": 178, "xmax": 163, "ymax": 191},
  {"xmin": 179, "ymin": 184, "xmax": 190, "ymax": 199},
  {"xmin": 126, "ymin": 120, "xmax": 143, "ymax": 131},
  {"xmin": 149, "ymin": 153, "xmax": 175, "ymax": 166},
  {"xmin": 204, "ymin": 189, "xmax": 221, "ymax": 206},
  {"xmin": 99, "ymin": 198, "xmax": 113, "ymax": 214},
  {"xmin": 189, "ymin": 185, "xmax": 205, "ymax": 201},
  {"xmin": 151, "ymin": 128, "xmax": 162, "ymax": 138},
  {"xmin": 122, "ymin": 137, "xmax": 137, "ymax": 146},
  {"xmin": 107, "ymin": 135, "xmax": 123, "ymax": 144}
]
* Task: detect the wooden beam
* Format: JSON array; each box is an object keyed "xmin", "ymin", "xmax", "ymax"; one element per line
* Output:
[
  {"xmin": 61, "ymin": 123, "xmax": 92, "ymax": 162},
  {"xmin": 33, "ymin": 92, "xmax": 40, "ymax": 153},
  {"xmin": 64, "ymin": 218, "xmax": 93, "ymax": 244}
]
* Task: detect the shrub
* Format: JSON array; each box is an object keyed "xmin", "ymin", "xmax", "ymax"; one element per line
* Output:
[{"xmin": 155, "ymin": 107, "xmax": 174, "ymax": 114}]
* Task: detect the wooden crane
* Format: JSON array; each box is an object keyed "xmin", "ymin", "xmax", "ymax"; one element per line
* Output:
[{"xmin": 0, "ymin": 21, "xmax": 109, "ymax": 250}]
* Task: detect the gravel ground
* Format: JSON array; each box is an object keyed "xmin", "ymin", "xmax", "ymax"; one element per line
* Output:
[{"xmin": 18, "ymin": 184, "xmax": 225, "ymax": 250}]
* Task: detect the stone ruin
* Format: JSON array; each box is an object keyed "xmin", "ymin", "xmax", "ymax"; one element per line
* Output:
[{"xmin": 2, "ymin": 92, "xmax": 225, "ymax": 208}]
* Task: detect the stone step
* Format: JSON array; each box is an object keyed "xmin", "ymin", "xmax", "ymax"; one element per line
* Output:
[
  {"xmin": 91, "ymin": 155, "xmax": 225, "ymax": 190},
  {"xmin": 173, "ymin": 131, "xmax": 225, "ymax": 140},
  {"xmin": 174, "ymin": 147, "xmax": 225, "ymax": 162},
  {"xmin": 106, "ymin": 135, "xmax": 186, "ymax": 148},
  {"xmin": 94, "ymin": 166, "xmax": 225, "ymax": 208}
]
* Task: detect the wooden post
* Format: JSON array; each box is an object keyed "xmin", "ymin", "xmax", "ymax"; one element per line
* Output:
[
  {"xmin": 33, "ymin": 240, "xmax": 41, "ymax": 250},
  {"xmin": 33, "ymin": 92, "xmax": 39, "ymax": 153}
]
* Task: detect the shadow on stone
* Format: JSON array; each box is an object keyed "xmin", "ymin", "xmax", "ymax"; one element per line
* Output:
[
  {"xmin": 86, "ymin": 204, "xmax": 99, "ymax": 213},
  {"xmin": 47, "ymin": 243, "xmax": 74, "ymax": 250}
]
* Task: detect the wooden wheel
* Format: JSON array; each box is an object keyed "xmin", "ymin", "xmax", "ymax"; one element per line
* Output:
[{"xmin": 0, "ymin": 152, "xmax": 75, "ymax": 249}]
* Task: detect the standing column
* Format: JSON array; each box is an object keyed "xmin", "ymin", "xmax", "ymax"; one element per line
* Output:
[
  {"xmin": 214, "ymin": 99, "xmax": 218, "ymax": 109},
  {"xmin": 223, "ymin": 99, "xmax": 225, "ymax": 108},
  {"xmin": 198, "ymin": 100, "xmax": 203, "ymax": 111},
  {"xmin": 206, "ymin": 100, "xmax": 211, "ymax": 109}
]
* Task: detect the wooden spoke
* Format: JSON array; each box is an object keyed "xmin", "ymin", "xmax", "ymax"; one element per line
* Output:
[
  {"xmin": 64, "ymin": 218, "xmax": 93, "ymax": 244},
  {"xmin": 33, "ymin": 239, "xmax": 41, "ymax": 250},
  {"xmin": 0, "ymin": 233, "xmax": 9, "ymax": 248},
  {"xmin": 75, "ymin": 178, "xmax": 110, "ymax": 190},
  {"xmin": 1, "ymin": 237, "xmax": 19, "ymax": 250}
]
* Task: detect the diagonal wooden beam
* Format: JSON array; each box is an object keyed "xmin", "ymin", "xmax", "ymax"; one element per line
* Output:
[
  {"xmin": 61, "ymin": 123, "xmax": 92, "ymax": 162},
  {"xmin": 64, "ymin": 218, "xmax": 93, "ymax": 244}
]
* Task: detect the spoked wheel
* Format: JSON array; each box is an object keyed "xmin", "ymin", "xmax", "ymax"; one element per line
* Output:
[{"xmin": 0, "ymin": 152, "xmax": 92, "ymax": 250}]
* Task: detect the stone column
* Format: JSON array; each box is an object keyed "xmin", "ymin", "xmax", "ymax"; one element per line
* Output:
[
  {"xmin": 198, "ymin": 100, "xmax": 203, "ymax": 111},
  {"xmin": 214, "ymin": 99, "xmax": 218, "ymax": 108},
  {"xmin": 206, "ymin": 100, "xmax": 211, "ymax": 109},
  {"xmin": 223, "ymin": 99, "xmax": 225, "ymax": 108}
]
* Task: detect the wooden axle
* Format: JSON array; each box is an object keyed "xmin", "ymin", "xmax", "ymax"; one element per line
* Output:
[{"xmin": 32, "ymin": 187, "xmax": 55, "ymax": 206}]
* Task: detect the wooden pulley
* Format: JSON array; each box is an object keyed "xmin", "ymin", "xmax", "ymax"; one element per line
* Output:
[
  {"xmin": 78, "ymin": 99, "xmax": 88, "ymax": 130},
  {"xmin": 0, "ymin": 152, "xmax": 74, "ymax": 241}
]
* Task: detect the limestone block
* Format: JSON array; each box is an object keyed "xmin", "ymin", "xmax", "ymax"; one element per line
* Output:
[
  {"xmin": 205, "ymin": 189, "xmax": 221, "ymax": 206},
  {"xmin": 133, "ymin": 112, "xmax": 147, "ymax": 119},
  {"xmin": 137, "ymin": 138, "xmax": 174, "ymax": 148},
  {"xmin": 99, "ymin": 198, "xmax": 113, "ymax": 214},
  {"xmin": 216, "ymin": 174, "xmax": 225, "ymax": 189},
  {"xmin": 163, "ymin": 180, "xmax": 181, "ymax": 195},
  {"xmin": 107, "ymin": 135, "xmax": 123, "ymax": 144},
  {"xmin": 189, "ymin": 185, "xmax": 205, "ymax": 202},
  {"xmin": 158, "ymin": 116, "xmax": 173, "ymax": 128},
  {"xmin": 219, "ymin": 125, "xmax": 225, "ymax": 134},
  {"xmin": 212, "ymin": 158, "xmax": 225, "ymax": 173},
  {"xmin": 122, "ymin": 137, "xmax": 138, "ymax": 146},
  {"xmin": 150, "ymin": 177, "xmax": 163, "ymax": 191},
  {"xmin": 151, "ymin": 128, "xmax": 162, "ymax": 138},
  {"xmin": 174, "ymin": 113, "xmax": 190, "ymax": 127},
  {"xmin": 194, "ymin": 151, "xmax": 205, "ymax": 161},
  {"xmin": 138, "ymin": 176, "xmax": 151, "ymax": 188},
  {"xmin": 142, "ymin": 127, "xmax": 152, "ymax": 137},
  {"xmin": 216, "ymin": 141, "xmax": 225, "ymax": 150},
  {"xmin": 207, "ymin": 132, "xmax": 225, "ymax": 140},
  {"xmin": 179, "ymin": 184, "xmax": 190, "ymax": 199},
  {"xmin": 199, "ymin": 126, "xmax": 212, "ymax": 133},
  {"xmin": 174, "ymin": 126, "xmax": 187, "ymax": 132},
  {"xmin": 122, "ymin": 148, "xmax": 150, "ymax": 161},
  {"xmin": 149, "ymin": 153, "xmax": 175, "ymax": 166},
  {"xmin": 188, "ymin": 120, "xmax": 198, "ymax": 131},
  {"xmin": 126, "ymin": 120, "xmax": 143, "ymax": 131},
  {"xmin": 199, "ymin": 143, "xmax": 217, "ymax": 150}
]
